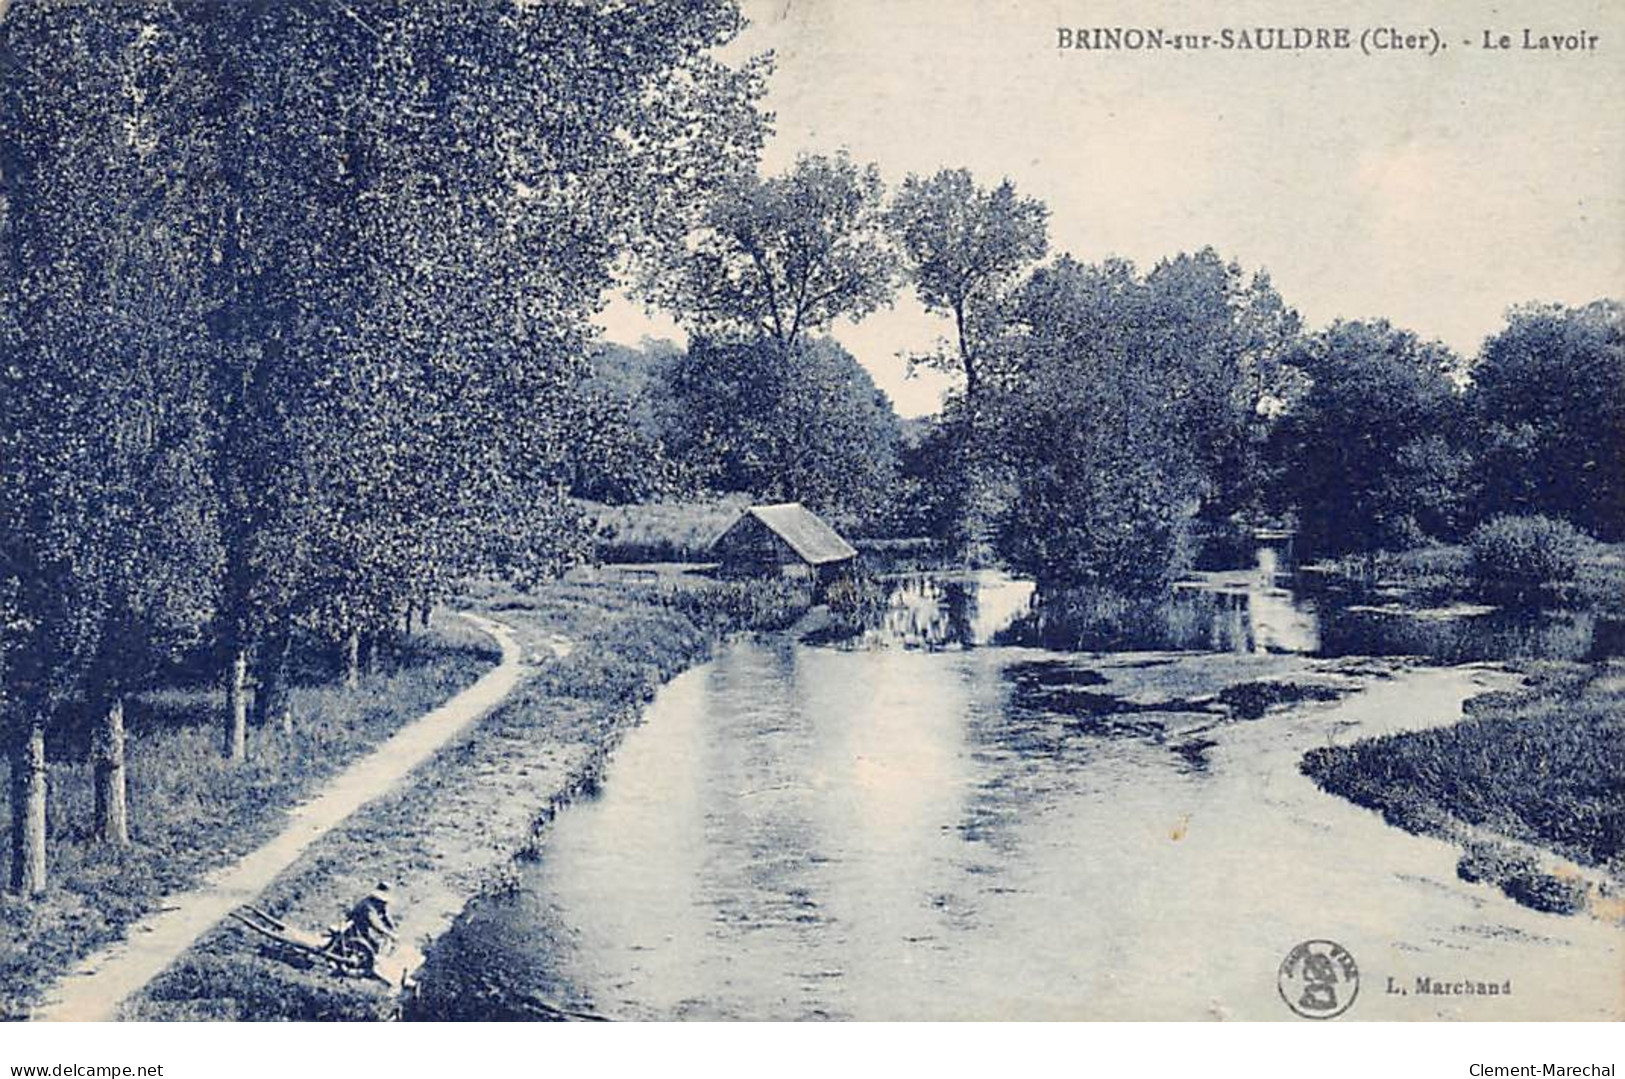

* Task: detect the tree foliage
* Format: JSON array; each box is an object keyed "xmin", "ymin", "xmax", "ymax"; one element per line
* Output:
[
  {"xmin": 1269, "ymin": 319, "xmax": 1466, "ymax": 557},
  {"xmin": 649, "ymin": 151, "xmax": 896, "ymax": 351},
  {"xmin": 0, "ymin": 0, "xmax": 766, "ymax": 891},
  {"xmin": 888, "ymin": 168, "xmax": 1048, "ymax": 401},
  {"xmin": 990, "ymin": 251, "xmax": 1301, "ymax": 589},
  {"xmin": 1468, "ymin": 301, "xmax": 1624, "ymax": 540},
  {"xmin": 660, "ymin": 336, "xmax": 901, "ymax": 527},
  {"xmin": 995, "ymin": 258, "xmax": 1204, "ymax": 592}
]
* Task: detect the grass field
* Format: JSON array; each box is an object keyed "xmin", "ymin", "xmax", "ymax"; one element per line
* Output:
[
  {"xmin": 585, "ymin": 495, "xmax": 751, "ymax": 563},
  {"xmin": 0, "ymin": 619, "xmax": 500, "ymax": 1020}
]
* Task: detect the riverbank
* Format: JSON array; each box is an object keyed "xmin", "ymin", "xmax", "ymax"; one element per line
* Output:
[
  {"xmin": 1300, "ymin": 542, "xmax": 1625, "ymax": 618},
  {"xmin": 1301, "ymin": 660, "xmax": 1624, "ymax": 919},
  {"xmin": 117, "ymin": 571, "xmax": 810, "ymax": 1020},
  {"xmin": 1, "ymin": 618, "xmax": 501, "ymax": 1020}
]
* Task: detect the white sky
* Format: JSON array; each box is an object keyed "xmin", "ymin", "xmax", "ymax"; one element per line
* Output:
[{"xmin": 598, "ymin": 0, "xmax": 1625, "ymax": 416}]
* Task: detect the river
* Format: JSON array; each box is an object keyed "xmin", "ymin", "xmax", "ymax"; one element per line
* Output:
[{"xmin": 415, "ymin": 556, "xmax": 1625, "ymax": 1021}]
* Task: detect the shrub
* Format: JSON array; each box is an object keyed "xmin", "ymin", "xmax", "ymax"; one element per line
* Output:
[
  {"xmin": 661, "ymin": 577, "xmax": 812, "ymax": 633},
  {"xmin": 1455, "ymin": 840, "xmax": 1588, "ymax": 915},
  {"xmin": 1500, "ymin": 868, "xmax": 1589, "ymax": 915},
  {"xmin": 587, "ymin": 496, "xmax": 750, "ymax": 563},
  {"xmin": 1467, "ymin": 514, "xmax": 1592, "ymax": 602},
  {"xmin": 823, "ymin": 573, "xmax": 889, "ymax": 629}
]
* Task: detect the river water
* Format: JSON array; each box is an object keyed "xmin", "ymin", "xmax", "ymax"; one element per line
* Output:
[{"xmin": 419, "ymin": 557, "xmax": 1624, "ymax": 1020}]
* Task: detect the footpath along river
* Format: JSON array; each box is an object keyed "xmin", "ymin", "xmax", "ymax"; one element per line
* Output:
[{"xmin": 416, "ymin": 563, "xmax": 1625, "ymax": 1021}]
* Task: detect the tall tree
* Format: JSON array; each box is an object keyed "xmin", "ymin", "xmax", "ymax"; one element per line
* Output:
[
  {"xmin": 1270, "ymin": 320, "xmax": 1467, "ymax": 559},
  {"xmin": 1469, "ymin": 300, "xmax": 1624, "ymax": 540},
  {"xmin": 179, "ymin": 0, "xmax": 771, "ymax": 749},
  {"xmin": 0, "ymin": 2, "xmax": 220, "ymax": 878},
  {"xmin": 649, "ymin": 151, "xmax": 896, "ymax": 352},
  {"xmin": 0, "ymin": 0, "xmax": 769, "ymax": 893},
  {"xmin": 888, "ymin": 168, "xmax": 1048, "ymax": 404},
  {"xmin": 996, "ymin": 257, "xmax": 1206, "ymax": 593},
  {"xmin": 1140, "ymin": 248, "xmax": 1301, "ymax": 523}
]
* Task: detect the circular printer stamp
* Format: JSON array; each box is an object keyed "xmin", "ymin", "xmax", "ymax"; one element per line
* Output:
[{"xmin": 1278, "ymin": 939, "xmax": 1360, "ymax": 1019}]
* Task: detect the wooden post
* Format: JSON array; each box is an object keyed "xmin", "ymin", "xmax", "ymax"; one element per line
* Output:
[
  {"xmin": 225, "ymin": 647, "xmax": 249, "ymax": 760},
  {"xmin": 93, "ymin": 695, "xmax": 130, "ymax": 845},
  {"xmin": 343, "ymin": 628, "xmax": 360, "ymax": 688},
  {"xmin": 10, "ymin": 719, "xmax": 47, "ymax": 895}
]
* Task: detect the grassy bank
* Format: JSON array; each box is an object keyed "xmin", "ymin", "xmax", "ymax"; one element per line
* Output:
[
  {"xmin": 1304, "ymin": 542, "xmax": 1625, "ymax": 617},
  {"xmin": 0, "ymin": 619, "xmax": 500, "ymax": 1020},
  {"xmin": 121, "ymin": 572, "xmax": 811, "ymax": 1020},
  {"xmin": 1301, "ymin": 662, "xmax": 1624, "ymax": 915}
]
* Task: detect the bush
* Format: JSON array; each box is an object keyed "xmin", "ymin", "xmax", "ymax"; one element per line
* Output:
[
  {"xmin": 587, "ymin": 496, "xmax": 749, "ymax": 563},
  {"xmin": 824, "ymin": 573, "xmax": 888, "ymax": 627},
  {"xmin": 1501, "ymin": 868, "xmax": 1590, "ymax": 915},
  {"xmin": 1467, "ymin": 514, "xmax": 1593, "ymax": 602},
  {"xmin": 660, "ymin": 577, "xmax": 812, "ymax": 633}
]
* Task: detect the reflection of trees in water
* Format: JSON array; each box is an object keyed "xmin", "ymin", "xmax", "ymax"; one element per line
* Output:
[
  {"xmin": 1318, "ymin": 606, "xmax": 1612, "ymax": 663},
  {"xmin": 1004, "ymin": 576, "xmax": 1620, "ymax": 663},
  {"xmin": 834, "ymin": 577, "xmax": 1623, "ymax": 875},
  {"xmin": 880, "ymin": 576, "xmax": 979, "ymax": 649},
  {"xmin": 834, "ymin": 575, "xmax": 1000, "ymax": 650},
  {"xmin": 957, "ymin": 692, "xmax": 1088, "ymax": 854},
  {"xmin": 1004, "ymin": 588, "xmax": 1243, "ymax": 652}
]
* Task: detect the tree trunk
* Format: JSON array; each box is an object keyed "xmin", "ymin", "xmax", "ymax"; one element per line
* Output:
[
  {"xmin": 93, "ymin": 695, "xmax": 130, "ymax": 846},
  {"xmin": 955, "ymin": 301, "xmax": 979, "ymax": 411},
  {"xmin": 343, "ymin": 628, "xmax": 360, "ymax": 688},
  {"xmin": 224, "ymin": 647, "xmax": 249, "ymax": 761},
  {"xmin": 253, "ymin": 630, "xmax": 293, "ymax": 735},
  {"xmin": 10, "ymin": 719, "xmax": 47, "ymax": 896}
]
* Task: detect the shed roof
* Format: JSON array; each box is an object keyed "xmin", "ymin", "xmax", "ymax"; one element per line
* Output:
[{"xmin": 716, "ymin": 502, "xmax": 858, "ymax": 566}]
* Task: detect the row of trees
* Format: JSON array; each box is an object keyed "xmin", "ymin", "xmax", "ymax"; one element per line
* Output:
[
  {"xmin": 600, "ymin": 149, "xmax": 1620, "ymax": 589},
  {"xmin": 598, "ymin": 153, "xmax": 1298, "ymax": 567},
  {"xmin": 0, "ymin": 1, "xmax": 767, "ymax": 895},
  {"xmin": 987, "ymin": 291, "xmax": 1621, "ymax": 586},
  {"xmin": 1272, "ymin": 302, "xmax": 1623, "ymax": 559},
  {"xmin": 593, "ymin": 157, "xmax": 1057, "ymax": 529}
]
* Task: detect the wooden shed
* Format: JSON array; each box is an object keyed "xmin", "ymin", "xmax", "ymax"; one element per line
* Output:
[{"xmin": 711, "ymin": 502, "xmax": 858, "ymax": 580}]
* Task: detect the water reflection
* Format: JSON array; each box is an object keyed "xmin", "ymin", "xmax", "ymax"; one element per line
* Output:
[
  {"xmin": 842, "ymin": 571, "xmax": 1036, "ymax": 651},
  {"xmin": 847, "ymin": 551, "xmax": 1622, "ymax": 664}
]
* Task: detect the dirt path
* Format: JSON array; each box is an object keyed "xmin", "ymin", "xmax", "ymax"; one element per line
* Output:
[{"xmin": 34, "ymin": 612, "xmax": 529, "ymax": 1022}]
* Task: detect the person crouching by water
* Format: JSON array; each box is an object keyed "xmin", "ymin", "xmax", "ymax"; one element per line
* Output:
[{"xmin": 345, "ymin": 881, "xmax": 399, "ymax": 961}]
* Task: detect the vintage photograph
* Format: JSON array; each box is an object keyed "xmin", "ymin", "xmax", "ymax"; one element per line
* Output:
[{"xmin": 0, "ymin": 0, "xmax": 1620, "ymax": 1025}]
